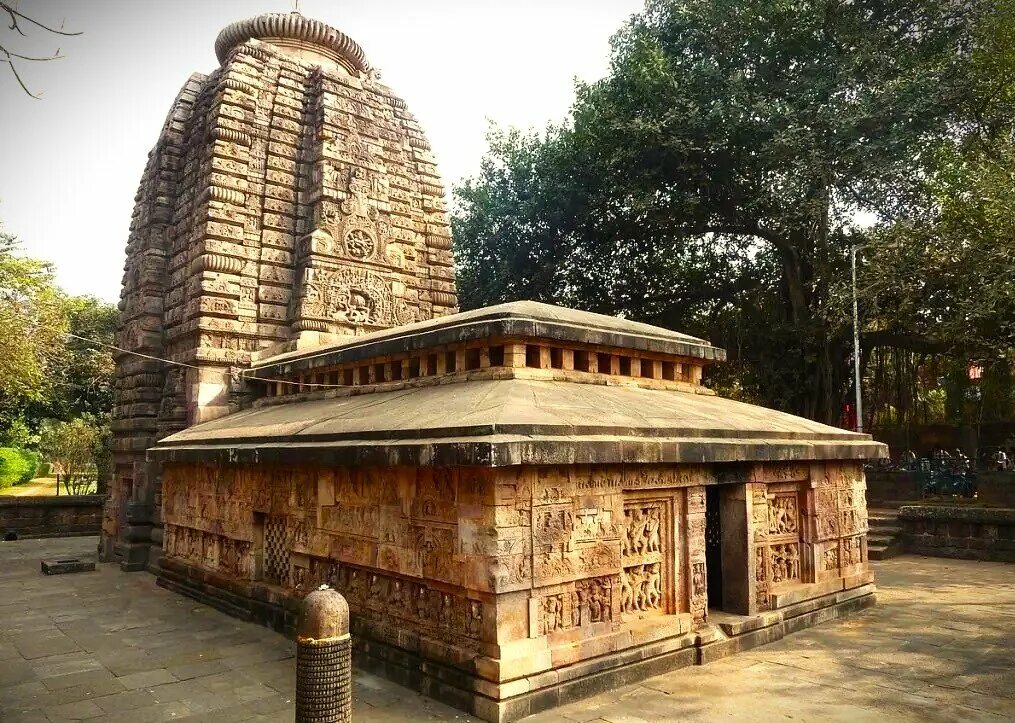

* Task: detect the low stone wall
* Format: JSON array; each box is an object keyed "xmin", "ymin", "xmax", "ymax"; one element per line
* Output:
[
  {"xmin": 866, "ymin": 471, "xmax": 1015, "ymax": 506},
  {"xmin": 865, "ymin": 471, "xmax": 924, "ymax": 503},
  {"xmin": 0, "ymin": 495, "xmax": 104, "ymax": 538},
  {"xmin": 898, "ymin": 505, "xmax": 1015, "ymax": 563},
  {"xmin": 974, "ymin": 473, "xmax": 1015, "ymax": 507}
]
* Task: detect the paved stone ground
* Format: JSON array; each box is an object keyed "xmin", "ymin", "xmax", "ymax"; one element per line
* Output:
[{"xmin": 2, "ymin": 537, "xmax": 1013, "ymax": 722}]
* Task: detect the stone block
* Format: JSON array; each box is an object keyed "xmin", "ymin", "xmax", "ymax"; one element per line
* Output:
[{"xmin": 41, "ymin": 558, "xmax": 96, "ymax": 575}]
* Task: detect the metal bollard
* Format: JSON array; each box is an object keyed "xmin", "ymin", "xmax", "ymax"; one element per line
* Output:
[{"xmin": 296, "ymin": 585, "xmax": 352, "ymax": 722}]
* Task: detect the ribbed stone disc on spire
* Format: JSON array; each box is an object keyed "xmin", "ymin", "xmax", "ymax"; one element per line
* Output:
[{"xmin": 214, "ymin": 12, "xmax": 369, "ymax": 71}]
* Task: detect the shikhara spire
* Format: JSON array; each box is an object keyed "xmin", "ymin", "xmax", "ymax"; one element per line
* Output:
[{"xmin": 102, "ymin": 10, "xmax": 457, "ymax": 568}]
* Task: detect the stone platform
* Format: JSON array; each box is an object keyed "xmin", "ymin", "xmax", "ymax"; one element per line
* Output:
[
  {"xmin": 156, "ymin": 553, "xmax": 875, "ymax": 718},
  {"xmin": 2, "ymin": 536, "xmax": 1013, "ymax": 722}
]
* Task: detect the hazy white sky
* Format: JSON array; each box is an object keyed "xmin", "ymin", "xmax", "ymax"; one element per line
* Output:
[{"xmin": 0, "ymin": 0, "xmax": 644, "ymax": 302}]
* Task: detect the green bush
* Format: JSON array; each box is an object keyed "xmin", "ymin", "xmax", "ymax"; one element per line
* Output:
[
  {"xmin": 0, "ymin": 448, "xmax": 30, "ymax": 490},
  {"xmin": 37, "ymin": 461, "xmax": 53, "ymax": 477},
  {"xmin": 0, "ymin": 448, "xmax": 40, "ymax": 488},
  {"xmin": 17, "ymin": 449, "xmax": 39, "ymax": 484}
]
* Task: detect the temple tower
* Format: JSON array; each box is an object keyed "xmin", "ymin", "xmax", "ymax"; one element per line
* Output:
[{"xmin": 102, "ymin": 12, "xmax": 458, "ymax": 568}]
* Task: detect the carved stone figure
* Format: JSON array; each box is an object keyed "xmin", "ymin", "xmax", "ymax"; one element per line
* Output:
[
  {"xmin": 769, "ymin": 543, "xmax": 800, "ymax": 583},
  {"xmin": 768, "ymin": 494, "xmax": 799, "ymax": 536},
  {"xmin": 543, "ymin": 594, "xmax": 565, "ymax": 634},
  {"xmin": 620, "ymin": 568, "xmax": 634, "ymax": 612},
  {"xmin": 645, "ymin": 509, "xmax": 661, "ymax": 553},
  {"xmin": 466, "ymin": 601, "xmax": 482, "ymax": 638},
  {"xmin": 646, "ymin": 563, "xmax": 662, "ymax": 608},
  {"xmin": 691, "ymin": 562, "xmax": 706, "ymax": 599}
]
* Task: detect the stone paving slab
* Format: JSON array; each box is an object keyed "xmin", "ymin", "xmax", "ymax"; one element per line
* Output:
[{"xmin": 1, "ymin": 537, "xmax": 1013, "ymax": 722}]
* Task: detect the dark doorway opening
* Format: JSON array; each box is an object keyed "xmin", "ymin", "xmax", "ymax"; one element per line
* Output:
[{"xmin": 705, "ymin": 485, "xmax": 723, "ymax": 610}]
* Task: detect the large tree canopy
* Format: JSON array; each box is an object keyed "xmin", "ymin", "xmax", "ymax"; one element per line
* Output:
[
  {"xmin": 453, "ymin": 0, "xmax": 1008, "ymax": 424},
  {"xmin": 0, "ymin": 222, "xmax": 118, "ymax": 442},
  {"xmin": 862, "ymin": 7, "xmax": 1015, "ymax": 360},
  {"xmin": 0, "ymin": 225, "xmax": 66, "ymax": 432}
]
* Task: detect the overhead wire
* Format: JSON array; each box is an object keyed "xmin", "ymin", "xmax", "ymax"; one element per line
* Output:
[{"xmin": 62, "ymin": 332, "xmax": 348, "ymax": 389}]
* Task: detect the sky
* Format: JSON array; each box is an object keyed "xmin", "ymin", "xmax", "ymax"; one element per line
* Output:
[{"xmin": 0, "ymin": 0, "xmax": 644, "ymax": 302}]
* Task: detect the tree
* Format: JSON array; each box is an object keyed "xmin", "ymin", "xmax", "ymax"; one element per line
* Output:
[
  {"xmin": 453, "ymin": 0, "xmax": 995, "ymax": 423},
  {"xmin": 0, "ymin": 224, "xmax": 67, "ymax": 434},
  {"xmin": 38, "ymin": 417, "xmax": 103, "ymax": 495},
  {"xmin": 0, "ymin": 1, "xmax": 81, "ymax": 98},
  {"xmin": 855, "ymin": 5, "xmax": 1015, "ymax": 433},
  {"xmin": 0, "ymin": 222, "xmax": 118, "ymax": 441},
  {"xmin": 50, "ymin": 296, "xmax": 118, "ymax": 420}
]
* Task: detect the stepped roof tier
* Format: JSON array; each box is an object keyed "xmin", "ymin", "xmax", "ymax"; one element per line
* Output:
[{"xmin": 150, "ymin": 302, "xmax": 885, "ymax": 466}]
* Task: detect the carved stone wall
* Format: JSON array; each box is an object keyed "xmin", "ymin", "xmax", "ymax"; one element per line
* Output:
[
  {"xmin": 818, "ymin": 461, "xmax": 870, "ymax": 575},
  {"xmin": 160, "ymin": 459, "xmax": 870, "ymax": 669},
  {"xmin": 106, "ymin": 24, "xmax": 458, "ymax": 566}
]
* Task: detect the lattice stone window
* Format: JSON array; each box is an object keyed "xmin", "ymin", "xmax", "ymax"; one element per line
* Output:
[{"xmin": 263, "ymin": 515, "xmax": 289, "ymax": 585}]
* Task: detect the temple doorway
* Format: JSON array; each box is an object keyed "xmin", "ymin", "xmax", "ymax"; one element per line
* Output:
[{"xmin": 705, "ymin": 485, "xmax": 723, "ymax": 610}]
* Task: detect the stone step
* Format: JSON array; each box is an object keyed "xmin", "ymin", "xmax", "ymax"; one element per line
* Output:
[
  {"xmin": 867, "ymin": 533, "xmax": 899, "ymax": 546},
  {"xmin": 868, "ymin": 523, "xmax": 902, "ymax": 535},
  {"xmin": 869, "ymin": 541, "xmax": 905, "ymax": 560},
  {"xmin": 868, "ymin": 511, "xmax": 899, "ymax": 521}
]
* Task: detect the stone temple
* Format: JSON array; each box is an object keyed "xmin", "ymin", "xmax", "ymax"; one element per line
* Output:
[{"xmin": 103, "ymin": 11, "xmax": 887, "ymax": 723}]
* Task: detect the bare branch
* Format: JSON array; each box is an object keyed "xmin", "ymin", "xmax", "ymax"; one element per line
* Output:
[
  {"xmin": 0, "ymin": 2, "xmax": 81, "ymax": 37},
  {"xmin": 2, "ymin": 56, "xmax": 41, "ymax": 98},
  {"xmin": 2, "ymin": 2, "xmax": 24, "ymax": 36},
  {"xmin": 0, "ymin": 42, "xmax": 64, "ymax": 62},
  {"xmin": 0, "ymin": 2, "xmax": 80, "ymax": 97}
]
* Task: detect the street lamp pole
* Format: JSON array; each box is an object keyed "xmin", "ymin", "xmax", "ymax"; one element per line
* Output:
[{"xmin": 851, "ymin": 244, "xmax": 866, "ymax": 434}]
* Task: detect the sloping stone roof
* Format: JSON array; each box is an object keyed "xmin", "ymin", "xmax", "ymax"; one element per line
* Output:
[
  {"xmin": 252, "ymin": 301, "xmax": 723, "ymax": 379},
  {"xmin": 150, "ymin": 378, "xmax": 885, "ymax": 466}
]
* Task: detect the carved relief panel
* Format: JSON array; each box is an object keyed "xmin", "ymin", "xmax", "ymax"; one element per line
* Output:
[
  {"xmin": 536, "ymin": 575, "xmax": 618, "ymax": 637},
  {"xmin": 298, "ymin": 557, "xmax": 487, "ymax": 650},
  {"xmin": 619, "ymin": 496, "xmax": 674, "ymax": 619},
  {"xmin": 754, "ymin": 480, "xmax": 805, "ymax": 610},
  {"xmin": 815, "ymin": 462, "xmax": 869, "ymax": 575}
]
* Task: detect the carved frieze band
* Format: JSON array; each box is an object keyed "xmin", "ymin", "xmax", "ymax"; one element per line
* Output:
[{"xmin": 301, "ymin": 559, "xmax": 485, "ymax": 647}]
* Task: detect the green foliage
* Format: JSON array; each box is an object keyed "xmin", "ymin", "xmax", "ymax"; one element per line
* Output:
[
  {"xmin": 50, "ymin": 296, "xmax": 118, "ymax": 420},
  {"xmin": 0, "ymin": 447, "xmax": 37, "ymax": 489},
  {"xmin": 39, "ymin": 416, "xmax": 106, "ymax": 495},
  {"xmin": 0, "ymin": 221, "xmax": 118, "ymax": 442},
  {"xmin": 0, "ymin": 225, "xmax": 67, "ymax": 433},
  {"xmin": 854, "ymin": 5, "xmax": 1015, "ymax": 430},
  {"xmin": 0, "ymin": 418, "xmax": 37, "ymax": 448},
  {"xmin": 17, "ymin": 449, "xmax": 39, "ymax": 484},
  {"xmin": 862, "ymin": 135, "xmax": 1015, "ymax": 358},
  {"xmin": 453, "ymin": 0, "xmax": 994, "ymax": 423},
  {"xmin": 0, "ymin": 448, "xmax": 26, "ymax": 489}
]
